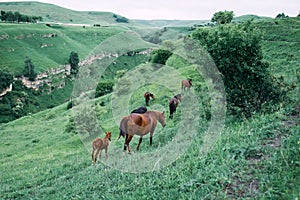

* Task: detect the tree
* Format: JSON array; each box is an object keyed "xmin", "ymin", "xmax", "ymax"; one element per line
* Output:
[
  {"xmin": 192, "ymin": 21, "xmax": 286, "ymax": 117},
  {"xmin": 211, "ymin": 11, "xmax": 234, "ymax": 24},
  {"xmin": 149, "ymin": 49, "xmax": 172, "ymax": 65},
  {"xmin": 68, "ymin": 51, "xmax": 79, "ymax": 75},
  {"xmin": 23, "ymin": 57, "xmax": 37, "ymax": 81},
  {"xmin": 0, "ymin": 69, "xmax": 13, "ymax": 92},
  {"xmin": 276, "ymin": 13, "xmax": 289, "ymax": 18},
  {"xmin": 95, "ymin": 81, "xmax": 114, "ymax": 98}
]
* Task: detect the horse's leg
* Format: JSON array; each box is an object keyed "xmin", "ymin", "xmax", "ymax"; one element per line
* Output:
[
  {"xmin": 136, "ymin": 137, "xmax": 143, "ymax": 151},
  {"xmin": 124, "ymin": 134, "xmax": 133, "ymax": 154},
  {"xmin": 105, "ymin": 147, "xmax": 108, "ymax": 158},
  {"xmin": 91, "ymin": 149, "xmax": 95, "ymax": 163},
  {"xmin": 123, "ymin": 134, "xmax": 128, "ymax": 152},
  {"xmin": 99, "ymin": 149, "xmax": 102, "ymax": 160},
  {"xmin": 125, "ymin": 134, "xmax": 133, "ymax": 154},
  {"xmin": 95, "ymin": 149, "xmax": 100, "ymax": 163}
]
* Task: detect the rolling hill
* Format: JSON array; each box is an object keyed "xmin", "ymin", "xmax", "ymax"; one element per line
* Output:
[{"xmin": 0, "ymin": 2, "xmax": 299, "ymax": 199}]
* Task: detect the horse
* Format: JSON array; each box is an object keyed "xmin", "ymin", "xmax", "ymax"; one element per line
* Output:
[
  {"xmin": 169, "ymin": 94, "xmax": 182, "ymax": 119},
  {"xmin": 181, "ymin": 79, "xmax": 192, "ymax": 91},
  {"xmin": 118, "ymin": 111, "xmax": 166, "ymax": 154},
  {"xmin": 91, "ymin": 132, "xmax": 112, "ymax": 163},
  {"xmin": 144, "ymin": 92, "xmax": 155, "ymax": 106},
  {"xmin": 131, "ymin": 106, "xmax": 147, "ymax": 114}
]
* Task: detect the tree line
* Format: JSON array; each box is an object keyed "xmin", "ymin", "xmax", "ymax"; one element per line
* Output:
[{"xmin": 0, "ymin": 10, "xmax": 42, "ymax": 23}]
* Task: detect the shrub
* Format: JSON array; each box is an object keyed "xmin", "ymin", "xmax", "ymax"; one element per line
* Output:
[
  {"xmin": 95, "ymin": 81, "xmax": 114, "ymax": 98},
  {"xmin": 192, "ymin": 21, "xmax": 288, "ymax": 117}
]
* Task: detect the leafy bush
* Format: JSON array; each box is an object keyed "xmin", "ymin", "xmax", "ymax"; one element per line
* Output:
[
  {"xmin": 23, "ymin": 57, "xmax": 37, "ymax": 81},
  {"xmin": 211, "ymin": 10, "xmax": 234, "ymax": 24},
  {"xmin": 192, "ymin": 21, "xmax": 289, "ymax": 117},
  {"xmin": 149, "ymin": 49, "xmax": 173, "ymax": 65},
  {"xmin": 0, "ymin": 69, "xmax": 13, "ymax": 92},
  {"xmin": 95, "ymin": 80, "xmax": 114, "ymax": 98}
]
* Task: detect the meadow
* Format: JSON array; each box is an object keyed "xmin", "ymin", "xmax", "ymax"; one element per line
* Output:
[{"xmin": 0, "ymin": 2, "xmax": 299, "ymax": 199}]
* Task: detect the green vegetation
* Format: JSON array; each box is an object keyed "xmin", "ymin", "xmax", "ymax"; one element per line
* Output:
[
  {"xmin": 0, "ymin": 69, "xmax": 13, "ymax": 91},
  {"xmin": 68, "ymin": 51, "xmax": 79, "ymax": 75},
  {"xmin": 0, "ymin": 3, "xmax": 299, "ymax": 199},
  {"xmin": 23, "ymin": 57, "xmax": 37, "ymax": 81},
  {"xmin": 192, "ymin": 21, "xmax": 290, "ymax": 117},
  {"xmin": 0, "ymin": 1, "xmax": 124, "ymax": 25},
  {"xmin": 149, "ymin": 49, "xmax": 173, "ymax": 65},
  {"xmin": 211, "ymin": 10, "xmax": 234, "ymax": 24},
  {"xmin": 0, "ymin": 10, "xmax": 42, "ymax": 23}
]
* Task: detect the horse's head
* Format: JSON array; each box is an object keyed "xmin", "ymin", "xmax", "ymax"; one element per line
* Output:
[
  {"xmin": 150, "ymin": 93, "xmax": 155, "ymax": 99},
  {"xmin": 188, "ymin": 79, "xmax": 192, "ymax": 86},
  {"xmin": 159, "ymin": 111, "xmax": 166, "ymax": 127},
  {"xmin": 175, "ymin": 94, "xmax": 182, "ymax": 102},
  {"xmin": 106, "ymin": 132, "xmax": 112, "ymax": 141}
]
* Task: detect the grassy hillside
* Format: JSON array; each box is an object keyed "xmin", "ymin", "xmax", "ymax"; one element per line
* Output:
[
  {"xmin": 0, "ymin": 22, "xmax": 125, "ymax": 74},
  {"xmin": 258, "ymin": 17, "xmax": 300, "ymax": 106},
  {"xmin": 0, "ymin": 92, "xmax": 298, "ymax": 199},
  {"xmin": 0, "ymin": 1, "xmax": 122, "ymax": 25},
  {"xmin": 0, "ymin": 5, "xmax": 299, "ymax": 199}
]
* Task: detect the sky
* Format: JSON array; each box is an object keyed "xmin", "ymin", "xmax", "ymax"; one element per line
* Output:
[{"xmin": 0, "ymin": 0, "xmax": 299, "ymax": 20}]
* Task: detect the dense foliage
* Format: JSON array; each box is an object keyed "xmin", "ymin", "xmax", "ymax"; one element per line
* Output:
[
  {"xmin": 69, "ymin": 51, "xmax": 79, "ymax": 75},
  {"xmin": 113, "ymin": 14, "xmax": 129, "ymax": 23},
  {"xmin": 95, "ymin": 80, "xmax": 114, "ymax": 98},
  {"xmin": 23, "ymin": 57, "xmax": 37, "ymax": 81},
  {"xmin": 211, "ymin": 10, "xmax": 234, "ymax": 24},
  {"xmin": 0, "ymin": 10, "xmax": 42, "ymax": 23},
  {"xmin": 192, "ymin": 21, "xmax": 288, "ymax": 117},
  {"xmin": 0, "ymin": 69, "xmax": 13, "ymax": 92},
  {"xmin": 149, "ymin": 49, "xmax": 173, "ymax": 65}
]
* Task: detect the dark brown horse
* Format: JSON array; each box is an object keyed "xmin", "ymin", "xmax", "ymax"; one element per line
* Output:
[
  {"xmin": 91, "ymin": 132, "xmax": 112, "ymax": 163},
  {"xmin": 118, "ymin": 111, "xmax": 166, "ymax": 154},
  {"xmin": 131, "ymin": 106, "xmax": 147, "ymax": 114},
  {"xmin": 181, "ymin": 79, "xmax": 192, "ymax": 91},
  {"xmin": 144, "ymin": 92, "xmax": 155, "ymax": 106},
  {"xmin": 169, "ymin": 94, "xmax": 182, "ymax": 119}
]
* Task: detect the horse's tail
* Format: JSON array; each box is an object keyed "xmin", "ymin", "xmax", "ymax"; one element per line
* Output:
[
  {"xmin": 118, "ymin": 117, "xmax": 127, "ymax": 141},
  {"xmin": 169, "ymin": 100, "xmax": 176, "ymax": 118}
]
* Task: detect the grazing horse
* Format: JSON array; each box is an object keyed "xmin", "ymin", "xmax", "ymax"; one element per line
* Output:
[
  {"xmin": 144, "ymin": 92, "xmax": 155, "ymax": 106},
  {"xmin": 181, "ymin": 79, "xmax": 192, "ymax": 91},
  {"xmin": 131, "ymin": 106, "xmax": 147, "ymax": 114},
  {"xmin": 91, "ymin": 132, "xmax": 112, "ymax": 163},
  {"xmin": 118, "ymin": 111, "xmax": 166, "ymax": 154},
  {"xmin": 169, "ymin": 94, "xmax": 182, "ymax": 119}
]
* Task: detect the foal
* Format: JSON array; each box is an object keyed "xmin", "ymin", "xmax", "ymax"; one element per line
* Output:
[
  {"xmin": 181, "ymin": 79, "xmax": 192, "ymax": 91},
  {"xmin": 91, "ymin": 132, "xmax": 112, "ymax": 163},
  {"xmin": 144, "ymin": 92, "xmax": 155, "ymax": 106}
]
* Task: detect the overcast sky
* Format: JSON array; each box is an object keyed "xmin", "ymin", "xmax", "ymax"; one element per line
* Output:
[{"xmin": 0, "ymin": 0, "xmax": 299, "ymax": 20}]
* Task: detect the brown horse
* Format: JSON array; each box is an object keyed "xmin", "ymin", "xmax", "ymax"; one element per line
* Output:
[
  {"xmin": 91, "ymin": 132, "xmax": 112, "ymax": 163},
  {"xmin": 169, "ymin": 94, "xmax": 182, "ymax": 119},
  {"xmin": 144, "ymin": 92, "xmax": 155, "ymax": 106},
  {"xmin": 181, "ymin": 79, "xmax": 192, "ymax": 91},
  {"xmin": 118, "ymin": 111, "xmax": 166, "ymax": 154}
]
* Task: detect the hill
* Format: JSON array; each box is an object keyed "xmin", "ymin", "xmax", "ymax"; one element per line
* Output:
[
  {"xmin": 0, "ymin": 2, "xmax": 299, "ymax": 198},
  {"xmin": 0, "ymin": 22, "xmax": 125, "ymax": 74},
  {"xmin": 0, "ymin": 1, "xmax": 124, "ymax": 25},
  {"xmin": 1, "ymin": 16, "xmax": 300, "ymax": 199}
]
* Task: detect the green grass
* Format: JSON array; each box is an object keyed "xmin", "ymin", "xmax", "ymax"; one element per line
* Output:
[
  {"xmin": 0, "ymin": 22, "xmax": 125, "ymax": 74},
  {"xmin": 0, "ymin": 1, "xmax": 120, "ymax": 25},
  {"xmin": 0, "ymin": 12, "xmax": 299, "ymax": 200},
  {"xmin": 0, "ymin": 99, "xmax": 298, "ymax": 199}
]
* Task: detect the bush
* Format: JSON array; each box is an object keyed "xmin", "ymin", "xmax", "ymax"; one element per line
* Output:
[
  {"xmin": 95, "ymin": 81, "xmax": 114, "ymax": 98},
  {"xmin": 192, "ymin": 21, "xmax": 288, "ymax": 117},
  {"xmin": 149, "ymin": 49, "xmax": 173, "ymax": 65}
]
